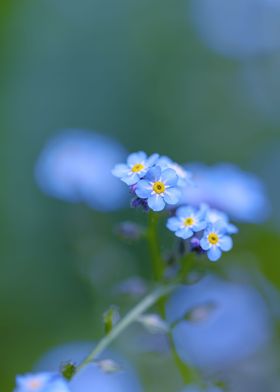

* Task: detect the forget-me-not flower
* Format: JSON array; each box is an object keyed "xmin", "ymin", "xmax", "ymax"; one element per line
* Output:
[
  {"xmin": 35, "ymin": 129, "xmax": 127, "ymax": 211},
  {"xmin": 165, "ymin": 275, "xmax": 272, "ymax": 371},
  {"xmin": 135, "ymin": 166, "xmax": 180, "ymax": 211},
  {"xmin": 167, "ymin": 205, "xmax": 207, "ymax": 239},
  {"xmin": 112, "ymin": 151, "xmax": 159, "ymax": 186},
  {"xmin": 200, "ymin": 222, "xmax": 233, "ymax": 261},
  {"xmin": 14, "ymin": 372, "xmax": 70, "ymax": 392}
]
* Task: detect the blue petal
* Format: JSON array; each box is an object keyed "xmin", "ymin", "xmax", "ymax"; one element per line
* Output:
[
  {"xmin": 193, "ymin": 220, "xmax": 207, "ymax": 232},
  {"xmin": 166, "ymin": 217, "xmax": 181, "ymax": 232},
  {"xmin": 227, "ymin": 223, "xmax": 238, "ymax": 234},
  {"xmin": 122, "ymin": 172, "xmax": 140, "ymax": 185},
  {"xmin": 127, "ymin": 151, "xmax": 147, "ymax": 166},
  {"xmin": 112, "ymin": 164, "xmax": 130, "ymax": 178},
  {"xmin": 148, "ymin": 194, "xmax": 165, "ymax": 211},
  {"xmin": 163, "ymin": 188, "xmax": 181, "ymax": 205},
  {"xmin": 135, "ymin": 180, "xmax": 152, "ymax": 198},
  {"xmin": 176, "ymin": 205, "xmax": 194, "ymax": 218},
  {"xmin": 219, "ymin": 235, "xmax": 233, "ymax": 251},
  {"xmin": 161, "ymin": 168, "xmax": 178, "ymax": 186},
  {"xmin": 145, "ymin": 166, "xmax": 161, "ymax": 182},
  {"xmin": 207, "ymin": 246, "xmax": 222, "ymax": 262},
  {"xmin": 146, "ymin": 153, "xmax": 159, "ymax": 167},
  {"xmin": 200, "ymin": 236, "xmax": 210, "ymax": 251},
  {"xmin": 175, "ymin": 227, "xmax": 193, "ymax": 239}
]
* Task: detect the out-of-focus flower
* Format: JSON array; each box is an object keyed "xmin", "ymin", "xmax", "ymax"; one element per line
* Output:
[
  {"xmin": 35, "ymin": 129, "xmax": 127, "ymax": 211},
  {"xmin": 181, "ymin": 385, "xmax": 223, "ymax": 392},
  {"xmin": 135, "ymin": 166, "xmax": 180, "ymax": 211},
  {"xmin": 180, "ymin": 163, "xmax": 270, "ymax": 223},
  {"xmin": 165, "ymin": 276, "xmax": 272, "ymax": 371},
  {"xmin": 112, "ymin": 151, "xmax": 159, "ymax": 185},
  {"xmin": 190, "ymin": 0, "xmax": 280, "ymax": 59},
  {"xmin": 206, "ymin": 208, "xmax": 238, "ymax": 235},
  {"xmin": 200, "ymin": 222, "xmax": 233, "ymax": 262},
  {"xmin": 14, "ymin": 372, "xmax": 69, "ymax": 392},
  {"xmin": 34, "ymin": 342, "xmax": 142, "ymax": 392},
  {"xmin": 167, "ymin": 205, "xmax": 207, "ymax": 240}
]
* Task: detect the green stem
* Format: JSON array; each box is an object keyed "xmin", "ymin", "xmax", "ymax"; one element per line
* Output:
[
  {"xmin": 74, "ymin": 284, "xmax": 176, "ymax": 376},
  {"xmin": 147, "ymin": 212, "xmax": 163, "ymax": 281}
]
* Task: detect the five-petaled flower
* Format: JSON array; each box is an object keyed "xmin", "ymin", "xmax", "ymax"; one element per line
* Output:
[
  {"xmin": 200, "ymin": 222, "xmax": 233, "ymax": 262},
  {"xmin": 167, "ymin": 205, "xmax": 207, "ymax": 239},
  {"xmin": 112, "ymin": 151, "xmax": 159, "ymax": 185},
  {"xmin": 135, "ymin": 166, "xmax": 180, "ymax": 211}
]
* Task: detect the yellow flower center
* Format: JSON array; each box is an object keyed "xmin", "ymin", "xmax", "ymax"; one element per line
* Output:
[
  {"xmin": 153, "ymin": 181, "xmax": 165, "ymax": 194},
  {"xmin": 184, "ymin": 217, "xmax": 194, "ymax": 227},
  {"xmin": 208, "ymin": 232, "xmax": 219, "ymax": 245},
  {"xmin": 131, "ymin": 163, "xmax": 144, "ymax": 173},
  {"xmin": 27, "ymin": 380, "xmax": 42, "ymax": 390}
]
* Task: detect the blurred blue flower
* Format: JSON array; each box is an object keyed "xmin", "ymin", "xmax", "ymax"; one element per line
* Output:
[
  {"xmin": 181, "ymin": 385, "xmax": 223, "ymax": 392},
  {"xmin": 167, "ymin": 205, "xmax": 207, "ymax": 239},
  {"xmin": 34, "ymin": 341, "xmax": 142, "ymax": 392},
  {"xmin": 180, "ymin": 163, "xmax": 270, "ymax": 223},
  {"xmin": 165, "ymin": 276, "xmax": 272, "ymax": 371},
  {"xmin": 157, "ymin": 156, "xmax": 192, "ymax": 188},
  {"xmin": 135, "ymin": 166, "xmax": 180, "ymax": 211},
  {"xmin": 200, "ymin": 222, "xmax": 233, "ymax": 261},
  {"xmin": 112, "ymin": 151, "xmax": 159, "ymax": 185},
  {"xmin": 35, "ymin": 129, "xmax": 127, "ymax": 211},
  {"xmin": 206, "ymin": 207, "xmax": 238, "ymax": 235},
  {"xmin": 190, "ymin": 0, "xmax": 280, "ymax": 59},
  {"xmin": 14, "ymin": 372, "xmax": 69, "ymax": 392}
]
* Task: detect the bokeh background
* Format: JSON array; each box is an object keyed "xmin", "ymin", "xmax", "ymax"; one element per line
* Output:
[{"xmin": 1, "ymin": 0, "xmax": 280, "ymax": 391}]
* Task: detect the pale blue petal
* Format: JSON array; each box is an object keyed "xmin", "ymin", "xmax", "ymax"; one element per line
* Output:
[
  {"xmin": 200, "ymin": 236, "xmax": 211, "ymax": 251},
  {"xmin": 161, "ymin": 168, "xmax": 178, "ymax": 186},
  {"xmin": 227, "ymin": 223, "xmax": 238, "ymax": 234},
  {"xmin": 112, "ymin": 164, "xmax": 130, "ymax": 178},
  {"xmin": 145, "ymin": 166, "xmax": 161, "ymax": 182},
  {"xmin": 193, "ymin": 220, "xmax": 207, "ymax": 232},
  {"xmin": 122, "ymin": 172, "xmax": 140, "ymax": 185},
  {"xmin": 148, "ymin": 194, "xmax": 165, "ymax": 211},
  {"xmin": 127, "ymin": 151, "xmax": 147, "ymax": 166},
  {"xmin": 176, "ymin": 205, "xmax": 194, "ymax": 218},
  {"xmin": 164, "ymin": 188, "xmax": 181, "ymax": 205},
  {"xmin": 175, "ymin": 227, "xmax": 193, "ymax": 239},
  {"xmin": 146, "ymin": 153, "xmax": 159, "ymax": 167},
  {"xmin": 166, "ymin": 217, "xmax": 181, "ymax": 232},
  {"xmin": 135, "ymin": 180, "xmax": 152, "ymax": 198},
  {"xmin": 219, "ymin": 236, "xmax": 233, "ymax": 251},
  {"xmin": 208, "ymin": 246, "xmax": 222, "ymax": 262}
]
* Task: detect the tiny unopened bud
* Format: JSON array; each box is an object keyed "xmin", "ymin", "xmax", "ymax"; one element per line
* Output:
[
  {"xmin": 61, "ymin": 362, "xmax": 76, "ymax": 380},
  {"xmin": 114, "ymin": 221, "xmax": 145, "ymax": 241},
  {"xmin": 137, "ymin": 313, "xmax": 169, "ymax": 334},
  {"xmin": 190, "ymin": 237, "xmax": 204, "ymax": 254},
  {"xmin": 130, "ymin": 197, "xmax": 149, "ymax": 211},
  {"xmin": 96, "ymin": 359, "xmax": 121, "ymax": 374},
  {"xmin": 103, "ymin": 305, "xmax": 120, "ymax": 334}
]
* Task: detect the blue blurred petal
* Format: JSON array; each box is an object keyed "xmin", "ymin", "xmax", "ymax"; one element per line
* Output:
[
  {"xmin": 146, "ymin": 153, "xmax": 159, "ymax": 167},
  {"xmin": 200, "ymin": 237, "xmax": 210, "ymax": 251},
  {"xmin": 208, "ymin": 246, "xmax": 222, "ymax": 262},
  {"xmin": 148, "ymin": 195, "xmax": 165, "ymax": 211},
  {"xmin": 145, "ymin": 166, "xmax": 161, "ymax": 182},
  {"xmin": 219, "ymin": 236, "xmax": 233, "ymax": 251},
  {"xmin": 176, "ymin": 227, "xmax": 193, "ymax": 240},
  {"xmin": 112, "ymin": 164, "xmax": 130, "ymax": 178},
  {"xmin": 122, "ymin": 173, "xmax": 139, "ymax": 186},
  {"xmin": 127, "ymin": 151, "xmax": 147, "ymax": 166},
  {"xmin": 161, "ymin": 168, "xmax": 178, "ymax": 186},
  {"xmin": 163, "ymin": 188, "xmax": 180, "ymax": 205},
  {"xmin": 166, "ymin": 217, "xmax": 181, "ymax": 232}
]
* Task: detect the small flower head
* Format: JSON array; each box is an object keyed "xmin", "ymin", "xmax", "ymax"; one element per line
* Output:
[
  {"xmin": 135, "ymin": 166, "xmax": 181, "ymax": 211},
  {"xmin": 14, "ymin": 372, "xmax": 70, "ymax": 392},
  {"xmin": 167, "ymin": 205, "xmax": 207, "ymax": 239},
  {"xmin": 112, "ymin": 151, "xmax": 159, "ymax": 185},
  {"xmin": 200, "ymin": 222, "xmax": 233, "ymax": 262}
]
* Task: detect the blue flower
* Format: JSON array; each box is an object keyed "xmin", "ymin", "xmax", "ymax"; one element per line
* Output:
[
  {"xmin": 181, "ymin": 385, "xmax": 223, "ymax": 392},
  {"xmin": 157, "ymin": 156, "xmax": 192, "ymax": 188},
  {"xmin": 112, "ymin": 151, "xmax": 159, "ymax": 186},
  {"xmin": 206, "ymin": 207, "xmax": 238, "ymax": 234},
  {"xmin": 135, "ymin": 166, "xmax": 180, "ymax": 212},
  {"xmin": 165, "ymin": 275, "xmax": 272, "ymax": 372},
  {"xmin": 200, "ymin": 222, "xmax": 233, "ymax": 261},
  {"xmin": 180, "ymin": 163, "xmax": 270, "ymax": 223},
  {"xmin": 167, "ymin": 205, "xmax": 207, "ymax": 239},
  {"xmin": 14, "ymin": 372, "xmax": 70, "ymax": 392},
  {"xmin": 35, "ymin": 129, "xmax": 127, "ymax": 211}
]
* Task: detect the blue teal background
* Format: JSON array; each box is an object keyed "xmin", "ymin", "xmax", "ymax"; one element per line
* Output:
[{"xmin": 0, "ymin": 1, "xmax": 280, "ymax": 390}]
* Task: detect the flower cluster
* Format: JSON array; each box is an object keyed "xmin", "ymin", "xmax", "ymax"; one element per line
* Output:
[
  {"xmin": 167, "ymin": 204, "xmax": 237, "ymax": 262},
  {"xmin": 112, "ymin": 151, "xmax": 190, "ymax": 212}
]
